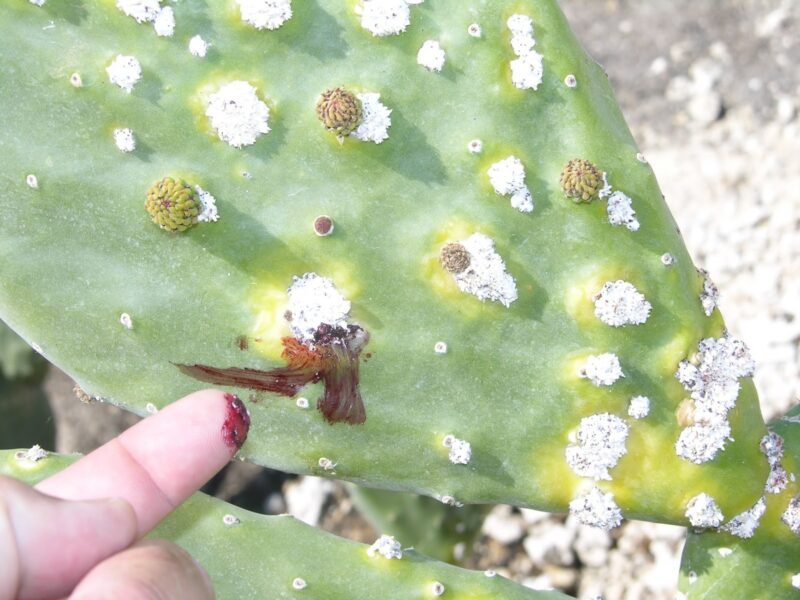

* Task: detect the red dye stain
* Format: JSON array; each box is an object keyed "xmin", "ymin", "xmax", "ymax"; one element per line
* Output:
[{"xmin": 221, "ymin": 393, "xmax": 250, "ymax": 450}]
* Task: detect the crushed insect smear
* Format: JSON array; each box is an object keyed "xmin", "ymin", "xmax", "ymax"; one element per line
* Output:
[
  {"xmin": 351, "ymin": 93, "xmax": 392, "ymax": 144},
  {"xmin": 628, "ymin": 395, "xmax": 651, "ymax": 419},
  {"xmin": 236, "ymin": 0, "xmax": 293, "ymax": 30},
  {"xmin": 449, "ymin": 233, "xmax": 518, "ymax": 307},
  {"xmin": 581, "ymin": 353, "xmax": 624, "ymax": 386},
  {"xmin": 206, "ymin": 81, "xmax": 271, "ymax": 148},
  {"xmin": 221, "ymin": 393, "xmax": 250, "ymax": 450},
  {"xmin": 189, "ymin": 35, "xmax": 209, "ymax": 57},
  {"xmin": 685, "ymin": 493, "xmax": 724, "ymax": 528},
  {"xmin": 443, "ymin": 434, "xmax": 472, "ymax": 465},
  {"xmin": 113, "ymin": 128, "xmax": 136, "ymax": 153},
  {"xmin": 367, "ymin": 535, "xmax": 403, "ymax": 559},
  {"xmin": 106, "ymin": 55, "xmax": 142, "ymax": 93},
  {"xmin": 488, "ymin": 155, "xmax": 534, "ymax": 213},
  {"xmin": 566, "ymin": 413, "xmax": 629, "ymax": 480},
  {"xmin": 569, "ymin": 486, "xmax": 623, "ymax": 530},
  {"xmin": 593, "ymin": 280, "xmax": 651, "ymax": 326},
  {"xmin": 417, "ymin": 40, "xmax": 446, "ymax": 72},
  {"xmin": 722, "ymin": 497, "xmax": 766, "ymax": 539}
]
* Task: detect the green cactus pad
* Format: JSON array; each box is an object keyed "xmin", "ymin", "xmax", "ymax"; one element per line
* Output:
[
  {"xmin": 678, "ymin": 404, "xmax": 800, "ymax": 599},
  {"xmin": 0, "ymin": 0, "xmax": 768, "ymax": 526},
  {"xmin": 0, "ymin": 449, "xmax": 568, "ymax": 600}
]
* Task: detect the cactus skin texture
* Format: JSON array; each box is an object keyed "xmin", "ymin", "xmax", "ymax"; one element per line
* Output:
[
  {"xmin": 678, "ymin": 404, "xmax": 800, "ymax": 599},
  {"xmin": 347, "ymin": 483, "xmax": 490, "ymax": 564},
  {"xmin": 0, "ymin": 0, "xmax": 773, "ymax": 530},
  {"xmin": 1, "ymin": 449, "xmax": 567, "ymax": 600}
]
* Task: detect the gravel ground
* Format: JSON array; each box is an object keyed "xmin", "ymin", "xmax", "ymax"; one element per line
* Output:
[{"xmin": 38, "ymin": 2, "xmax": 800, "ymax": 599}]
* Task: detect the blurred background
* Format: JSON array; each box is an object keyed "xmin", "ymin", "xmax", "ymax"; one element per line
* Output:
[{"xmin": 1, "ymin": 1, "xmax": 798, "ymax": 598}]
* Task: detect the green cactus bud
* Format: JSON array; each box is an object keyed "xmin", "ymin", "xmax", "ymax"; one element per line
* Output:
[
  {"xmin": 145, "ymin": 177, "xmax": 200, "ymax": 233},
  {"xmin": 560, "ymin": 158, "xmax": 603, "ymax": 202},
  {"xmin": 316, "ymin": 87, "xmax": 363, "ymax": 138},
  {"xmin": 440, "ymin": 242, "xmax": 471, "ymax": 274}
]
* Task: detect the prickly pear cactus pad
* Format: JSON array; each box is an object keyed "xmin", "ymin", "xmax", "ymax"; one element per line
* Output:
[
  {"xmin": 677, "ymin": 405, "xmax": 800, "ymax": 599},
  {"xmin": 0, "ymin": 0, "xmax": 770, "ymax": 526},
  {"xmin": 1, "ymin": 450, "xmax": 568, "ymax": 600}
]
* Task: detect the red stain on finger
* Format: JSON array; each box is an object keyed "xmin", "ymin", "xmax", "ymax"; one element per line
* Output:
[{"xmin": 222, "ymin": 393, "xmax": 250, "ymax": 450}]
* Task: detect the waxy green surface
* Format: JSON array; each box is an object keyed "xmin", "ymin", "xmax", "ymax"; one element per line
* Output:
[{"xmin": 0, "ymin": 0, "xmax": 768, "ymax": 523}]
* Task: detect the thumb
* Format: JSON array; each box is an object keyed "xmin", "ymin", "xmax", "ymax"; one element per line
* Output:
[{"xmin": 0, "ymin": 476, "xmax": 137, "ymax": 600}]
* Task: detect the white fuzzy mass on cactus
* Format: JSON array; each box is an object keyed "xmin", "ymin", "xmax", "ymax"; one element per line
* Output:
[
  {"xmin": 593, "ymin": 280, "xmax": 651, "ymax": 327},
  {"xmin": 506, "ymin": 14, "xmax": 543, "ymax": 91},
  {"xmin": 685, "ymin": 493, "xmax": 724, "ymax": 528},
  {"xmin": 116, "ymin": 0, "xmax": 161, "ymax": 22},
  {"xmin": 286, "ymin": 273, "xmax": 351, "ymax": 343},
  {"xmin": 113, "ymin": 128, "xmax": 136, "ymax": 153},
  {"xmin": 566, "ymin": 413, "xmax": 629, "ymax": 480},
  {"xmin": 351, "ymin": 93, "xmax": 392, "ymax": 144},
  {"xmin": 451, "ymin": 233, "xmax": 518, "ymax": 307},
  {"xmin": 206, "ymin": 81, "xmax": 271, "ymax": 148},
  {"xmin": 357, "ymin": 0, "xmax": 423, "ymax": 37},
  {"xmin": 581, "ymin": 353, "xmax": 624, "ymax": 386},
  {"xmin": 106, "ymin": 55, "xmax": 142, "ymax": 93},
  {"xmin": 487, "ymin": 156, "xmax": 534, "ymax": 213},
  {"xmin": 569, "ymin": 486, "xmax": 622, "ymax": 530},
  {"xmin": 417, "ymin": 40, "xmax": 446, "ymax": 72},
  {"xmin": 236, "ymin": 0, "xmax": 293, "ymax": 30}
]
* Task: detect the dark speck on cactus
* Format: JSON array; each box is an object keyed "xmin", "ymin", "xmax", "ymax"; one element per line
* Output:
[
  {"xmin": 145, "ymin": 176, "xmax": 200, "ymax": 232},
  {"xmin": 440, "ymin": 242, "xmax": 471, "ymax": 274},
  {"xmin": 560, "ymin": 158, "xmax": 603, "ymax": 202},
  {"xmin": 316, "ymin": 87, "xmax": 363, "ymax": 140}
]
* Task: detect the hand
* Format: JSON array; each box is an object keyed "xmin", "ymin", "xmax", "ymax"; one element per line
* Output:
[{"xmin": 0, "ymin": 389, "xmax": 250, "ymax": 600}]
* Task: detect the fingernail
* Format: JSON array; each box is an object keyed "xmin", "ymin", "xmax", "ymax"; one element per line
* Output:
[{"xmin": 221, "ymin": 393, "xmax": 250, "ymax": 450}]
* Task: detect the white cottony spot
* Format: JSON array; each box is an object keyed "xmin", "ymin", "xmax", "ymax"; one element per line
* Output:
[
  {"xmin": 569, "ymin": 486, "xmax": 623, "ymax": 530},
  {"xmin": 593, "ymin": 280, "xmax": 651, "ymax": 326},
  {"xmin": 318, "ymin": 457, "xmax": 336, "ymax": 471},
  {"xmin": 450, "ymin": 233, "xmax": 518, "ymax": 307},
  {"xmin": 581, "ymin": 353, "xmax": 624, "ymax": 386},
  {"xmin": 792, "ymin": 573, "xmax": 800, "ymax": 589},
  {"xmin": 153, "ymin": 6, "xmax": 175, "ymax": 36},
  {"xmin": 761, "ymin": 432, "xmax": 789, "ymax": 494},
  {"xmin": 357, "ymin": 0, "xmax": 411, "ymax": 37},
  {"xmin": 467, "ymin": 23, "xmax": 482, "ymax": 37},
  {"xmin": 487, "ymin": 156, "xmax": 534, "ymax": 213},
  {"xmin": 367, "ymin": 535, "xmax": 403, "ymax": 559},
  {"xmin": 417, "ymin": 40, "xmax": 446, "ymax": 72},
  {"xmin": 443, "ymin": 434, "xmax": 471, "ymax": 465},
  {"xmin": 718, "ymin": 547, "xmax": 733, "ymax": 557},
  {"xmin": 119, "ymin": 313, "xmax": 133, "ymax": 329},
  {"xmin": 195, "ymin": 186, "xmax": 219, "ymax": 223},
  {"xmin": 434, "ymin": 341, "xmax": 447, "ymax": 354},
  {"xmin": 106, "ymin": 55, "xmax": 142, "ymax": 93},
  {"xmin": 698, "ymin": 269, "xmax": 719, "ymax": 316},
  {"xmin": 116, "ymin": 0, "xmax": 161, "ymax": 22},
  {"xmin": 564, "ymin": 74, "xmax": 577, "ymax": 87},
  {"xmin": 565, "ymin": 413, "xmax": 629, "ymax": 480},
  {"xmin": 598, "ymin": 172, "xmax": 613, "ymax": 199},
  {"xmin": 351, "ymin": 93, "xmax": 392, "ymax": 144},
  {"xmin": 782, "ymin": 496, "xmax": 800, "ymax": 535},
  {"xmin": 26, "ymin": 174, "xmax": 38, "ymax": 189},
  {"xmin": 70, "ymin": 73, "xmax": 83, "ymax": 87},
  {"xmin": 29, "ymin": 0, "xmax": 46, "ymax": 6},
  {"xmin": 675, "ymin": 423, "xmax": 732, "ymax": 464},
  {"xmin": 113, "ymin": 128, "xmax": 136, "ymax": 153},
  {"xmin": 285, "ymin": 273, "xmax": 351, "ymax": 343},
  {"xmin": 296, "ymin": 397, "xmax": 309, "ymax": 409},
  {"xmin": 607, "ymin": 191, "xmax": 640, "ymax": 231},
  {"xmin": 506, "ymin": 14, "xmax": 543, "ymax": 91},
  {"xmin": 17, "ymin": 445, "xmax": 48, "ymax": 462},
  {"xmin": 222, "ymin": 514, "xmax": 240, "ymax": 525},
  {"xmin": 292, "ymin": 578, "xmax": 307, "ymax": 590},
  {"xmin": 145, "ymin": 402, "xmax": 158, "ymax": 414},
  {"xmin": 431, "ymin": 582, "xmax": 445, "ymax": 596},
  {"xmin": 661, "ymin": 252, "xmax": 676, "ymax": 266},
  {"xmin": 206, "ymin": 81, "xmax": 271, "ymax": 148},
  {"xmin": 628, "ymin": 395, "xmax": 650, "ymax": 419},
  {"xmin": 636, "ymin": 152, "xmax": 648, "ymax": 163},
  {"xmin": 189, "ymin": 35, "xmax": 209, "ymax": 57},
  {"xmin": 236, "ymin": 0, "xmax": 293, "ymax": 30},
  {"xmin": 722, "ymin": 497, "xmax": 766, "ymax": 539},
  {"xmin": 467, "ymin": 139, "xmax": 483, "ymax": 154},
  {"xmin": 685, "ymin": 493, "xmax": 724, "ymax": 528}
]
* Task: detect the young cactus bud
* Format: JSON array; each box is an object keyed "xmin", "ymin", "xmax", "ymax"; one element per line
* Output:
[
  {"xmin": 316, "ymin": 87, "xmax": 363, "ymax": 139},
  {"xmin": 560, "ymin": 158, "xmax": 603, "ymax": 202},
  {"xmin": 440, "ymin": 242, "xmax": 471, "ymax": 274},
  {"xmin": 145, "ymin": 177, "xmax": 200, "ymax": 232}
]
